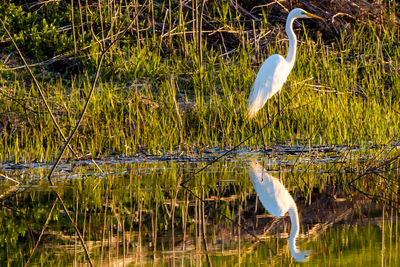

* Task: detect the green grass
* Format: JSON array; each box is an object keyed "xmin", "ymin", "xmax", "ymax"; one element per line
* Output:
[{"xmin": 0, "ymin": 2, "xmax": 399, "ymax": 163}]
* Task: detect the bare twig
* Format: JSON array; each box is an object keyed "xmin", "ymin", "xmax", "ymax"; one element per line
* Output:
[
  {"xmin": 1, "ymin": 2, "xmax": 148, "ymax": 266},
  {"xmin": 331, "ymin": 12, "xmax": 356, "ymax": 24},
  {"xmin": 250, "ymin": 1, "xmax": 288, "ymax": 13},
  {"xmin": 228, "ymin": 0, "xmax": 258, "ymax": 20},
  {"xmin": 0, "ymin": 173, "xmax": 20, "ymax": 184},
  {"xmin": 180, "ymin": 78, "xmax": 316, "ymax": 186},
  {"xmin": 0, "ymin": 87, "xmax": 39, "ymax": 114},
  {"xmin": 39, "ymin": 2, "xmax": 149, "ymax": 265},
  {"xmin": 0, "ymin": 18, "xmax": 80, "ymax": 158}
]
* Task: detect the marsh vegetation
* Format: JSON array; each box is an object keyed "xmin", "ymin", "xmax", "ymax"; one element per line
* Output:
[
  {"xmin": 0, "ymin": 0, "xmax": 399, "ymax": 161},
  {"xmin": 0, "ymin": 0, "xmax": 399, "ymax": 265}
]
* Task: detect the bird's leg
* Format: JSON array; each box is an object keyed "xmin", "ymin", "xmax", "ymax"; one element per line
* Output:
[
  {"xmin": 260, "ymin": 122, "xmax": 267, "ymax": 150},
  {"xmin": 263, "ymin": 103, "xmax": 270, "ymax": 151},
  {"xmin": 278, "ymin": 91, "xmax": 282, "ymax": 116}
]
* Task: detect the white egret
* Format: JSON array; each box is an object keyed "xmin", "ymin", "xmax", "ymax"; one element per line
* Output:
[
  {"xmin": 247, "ymin": 8, "xmax": 324, "ymax": 118},
  {"xmin": 248, "ymin": 161, "xmax": 311, "ymax": 262}
]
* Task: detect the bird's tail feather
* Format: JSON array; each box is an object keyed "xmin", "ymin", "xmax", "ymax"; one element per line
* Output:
[{"xmin": 247, "ymin": 105, "xmax": 259, "ymax": 119}]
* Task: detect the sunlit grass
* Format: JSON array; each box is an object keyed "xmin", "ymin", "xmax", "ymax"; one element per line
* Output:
[{"xmin": 0, "ymin": 22, "xmax": 399, "ymax": 163}]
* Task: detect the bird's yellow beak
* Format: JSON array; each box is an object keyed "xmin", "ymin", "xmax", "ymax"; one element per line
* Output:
[{"xmin": 304, "ymin": 11, "xmax": 325, "ymax": 21}]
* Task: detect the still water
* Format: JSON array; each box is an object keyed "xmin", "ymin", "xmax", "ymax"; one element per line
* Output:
[{"xmin": 0, "ymin": 149, "xmax": 399, "ymax": 266}]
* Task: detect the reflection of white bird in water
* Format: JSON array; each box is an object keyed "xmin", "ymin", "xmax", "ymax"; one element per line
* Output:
[
  {"xmin": 248, "ymin": 161, "xmax": 311, "ymax": 262},
  {"xmin": 246, "ymin": 8, "xmax": 324, "ymax": 118}
]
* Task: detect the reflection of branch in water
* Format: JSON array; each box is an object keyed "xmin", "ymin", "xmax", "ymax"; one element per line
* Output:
[
  {"xmin": 306, "ymin": 208, "xmax": 353, "ymax": 237},
  {"xmin": 201, "ymin": 188, "xmax": 212, "ymax": 267},
  {"xmin": 348, "ymin": 175, "xmax": 400, "ymax": 210},
  {"xmin": 180, "ymin": 183, "xmax": 259, "ymax": 240},
  {"xmin": 0, "ymin": 3, "xmax": 150, "ymax": 266},
  {"xmin": 25, "ymin": 200, "xmax": 57, "ymax": 267}
]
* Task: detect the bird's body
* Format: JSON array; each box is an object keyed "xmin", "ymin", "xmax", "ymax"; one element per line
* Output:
[
  {"xmin": 246, "ymin": 8, "xmax": 323, "ymax": 118},
  {"xmin": 248, "ymin": 161, "xmax": 311, "ymax": 262},
  {"xmin": 247, "ymin": 54, "xmax": 291, "ymax": 118},
  {"xmin": 248, "ymin": 161, "xmax": 295, "ymax": 217}
]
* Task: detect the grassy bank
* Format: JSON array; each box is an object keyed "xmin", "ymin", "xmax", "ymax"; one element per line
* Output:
[{"xmin": 0, "ymin": 1, "xmax": 399, "ymax": 162}]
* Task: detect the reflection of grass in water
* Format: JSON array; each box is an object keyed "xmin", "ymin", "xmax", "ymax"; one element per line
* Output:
[
  {"xmin": 309, "ymin": 220, "xmax": 400, "ymax": 266},
  {"xmin": 1, "ymin": 156, "xmax": 399, "ymax": 265},
  {"xmin": 0, "ymin": 21, "xmax": 399, "ymax": 162}
]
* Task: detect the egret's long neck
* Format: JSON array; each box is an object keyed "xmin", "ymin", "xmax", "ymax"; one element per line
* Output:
[
  {"xmin": 288, "ymin": 203, "xmax": 300, "ymax": 254},
  {"xmin": 285, "ymin": 15, "xmax": 297, "ymax": 69}
]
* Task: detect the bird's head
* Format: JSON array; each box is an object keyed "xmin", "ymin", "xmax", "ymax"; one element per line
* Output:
[{"xmin": 289, "ymin": 8, "xmax": 325, "ymax": 20}]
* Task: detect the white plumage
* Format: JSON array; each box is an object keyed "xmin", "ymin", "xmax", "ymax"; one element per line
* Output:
[
  {"xmin": 248, "ymin": 161, "xmax": 294, "ymax": 217},
  {"xmin": 247, "ymin": 54, "xmax": 290, "ymax": 118},
  {"xmin": 248, "ymin": 161, "xmax": 311, "ymax": 262},
  {"xmin": 246, "ymin": 8, "xmax": 324, "ymax": 118}
]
